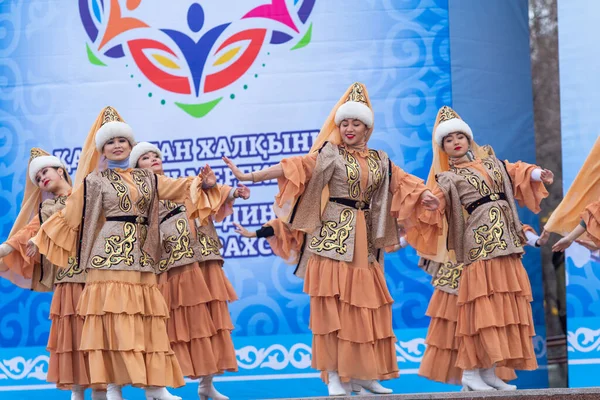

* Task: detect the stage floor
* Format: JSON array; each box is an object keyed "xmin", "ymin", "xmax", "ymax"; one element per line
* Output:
[{"xmin": 285, "ymin": 388, "xmax": 600, "ymax": 400}]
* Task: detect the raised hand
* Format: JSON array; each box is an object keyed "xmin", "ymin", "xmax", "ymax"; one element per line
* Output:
[
  {"xmin": 235, "ymin": 183, "xmax": 251, "ymax": 200},
  {"xmin": 420, "ymin": 190, "xmax": 440, "ymax": 211},
  {"xmin": 540, "ymin": 169, "xmax": 554, "ymax": 185},
  {"xmin": 201, "ymin": 164, "xmax": 217, "ymax": 188},
  {"xmin": 222, "ymin": 156, "xmax": 252, "ymax": 182},
  {"xmin": 233, "ymin": 222, "xmax": 256, "ymax": 238},
  {"xmin": 552, "ymin": 236, "xmax": 573, "ymax": 252},
  {"xmin": 26, "ymin": 240, "xmax": 39, "ymax": 258}
]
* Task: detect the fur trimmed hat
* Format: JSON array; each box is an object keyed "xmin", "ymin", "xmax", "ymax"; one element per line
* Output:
[
  {"xmin": 129, "ymin": 142, "xmax": 162, "ymax": 168},
  {"xmin": 29, "ymin": 154, "xmax": 67, "ymax": 184},
  {"xmin": 95, "ymin": 121, "xmax": 136, "ymax": 151},
  {"xmin": 334, "ymin": 83, "xmax": 374, "ymax": 128},
  {"xmin": 433, "ymin": 106, "xmax": 473, "ymax": 147}
]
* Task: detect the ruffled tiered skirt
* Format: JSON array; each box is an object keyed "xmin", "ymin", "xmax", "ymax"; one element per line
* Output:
[
  {"xmin": 77, "ymin": 270, "xmax": 184, "ymax": 387},
  {"xmin": 305, "ymin": 210, "xmax": 399, "ymax": 382},
  {"xmin": 455, "ymin": 255, "xmax": 538, "ymax": 371},
  {"xmin": 47, "ymin": 282, "xmax": 98, "ymax": 389},
  {"xmin": 158, "ymin": 261, "xmax": 238, "ymax": 378},
  {"xmin": 418, "ymin": 289, "xmax": 516, "ymax": 384}
]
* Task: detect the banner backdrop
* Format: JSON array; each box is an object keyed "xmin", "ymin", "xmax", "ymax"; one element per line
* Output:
[
  {"xmin": 0, "ymin": 1, "xmax": 545, "ymax": 398},
  {"xmin": 557, "ymin": 0, "xmax": 600, "ymax": 388}
]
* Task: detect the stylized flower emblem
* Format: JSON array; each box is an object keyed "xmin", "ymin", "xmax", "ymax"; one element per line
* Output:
[{"xmin": 79, "ymin": 0, "xmax": 316, "ymax": 117}]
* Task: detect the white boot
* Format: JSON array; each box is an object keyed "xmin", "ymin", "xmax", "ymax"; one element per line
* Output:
[
  {"xmin": 350, "ymin": 383, "xmax": 369, "ymax": 395},
  {"xmin": 326, "ymin": 371, "xmax": 346, "ymax": 396},
  {"xmin": 461, "ymin": 369, "xmax": 496, "ymax": 391},
  {"xmin": 351, "ymin": 379, "xmax": 393, "ymax": 394},
  {"xmin": 92, "ymin": 389, "xmax": 108, "ymax": 400},
  {"xmin": 198, "ymin": 376, "xmax": 228, "ymax": 400},
  {"xmin": 480, "ymin": 365, "xmax": 517, "ymax": 391},
  {"xmin": 107, "ymin": 384, "xmax": 124, "ymax": 400},
  {"xmin": 145, "ymin": 386, "xmax": 182, "ymax": 400},
  {"xmin": 70, "ymin": 385, "xmax": 84, "ymax": 400}
]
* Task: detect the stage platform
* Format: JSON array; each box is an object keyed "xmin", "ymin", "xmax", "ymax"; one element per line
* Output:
[{"xmin": 285, "ymin": 388, "xmax": 600, "ymax": 400}]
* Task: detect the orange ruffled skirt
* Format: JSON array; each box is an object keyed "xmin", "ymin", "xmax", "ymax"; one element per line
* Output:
[
  {"xmin": 305, "ymin": 210, "xmax": 399, "ymax": 383},
  {"xmin": 47, "ymin": 282, "xmax": 97, "ymax": 389},
  {"xmin": 77, "ymin": 270, "xmax": 184, "ymax": 387},
  {"xmin": 418, "ymin": 289, "xmax": 516, "ymax": 384},
  {"xmin": 157, "ymin": 260, "xmax": 238, "ymax": 378},
  {"xmin": 455, "ymin": 255, "xmax": 538, "ymax": 371}
]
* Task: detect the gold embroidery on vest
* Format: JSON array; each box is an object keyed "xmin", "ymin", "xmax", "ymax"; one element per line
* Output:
[
  {"xmin": 138, "ymin": 224, "xmax": 154, "ymax": 268},
  {"xmin": 469, "ymin": 206, "xmax": 507, "ymax": 261},
  {"xmin": 309, "ymin": 208, "xmax": 355, "ymax": 255},
  {"xmin": 198, "ymin": 230, "xmax": 221, "ymax": 256},
  {"xmin": 91, "ymin": 222, "xmax": 137, "ymax": 268},
  {"xmin": 102, "ymin": 170, "xmax": 132, "ymax": 212},
  {"xmin": 364, "ymin": 150, "xmax": 382, "ymax": 204},
  {"xmin": 132, "ymin": 169, "xmax": 151, "ymax": 214},
  {"xmin": 453, "ymin": 167, "xmax": 492, "ymax": 197},
  {"xmin": 501, "ymin": 204, "xmax": 522, "ymax": 247},
  {"xmin": 56, "ymin": 257, "xmax": 84, "ymax": 280},
  {"xmin": 339, "ymin": 147, "xmax": 360, "ymax": 199},
  {"xmin": 433, "ymin": 261, "xmax": 464, "ymax": 290},
  {"xmin": 161, "ymin": 200, "xmax": 179, "ymax": 212},
  {"xmin": 364, "ymin": 210, "xmax": 375, "ymax": 257},
  {"xmin": 482, "ymin": 158, "xmax": 504, "ymax": 192},
  {"xmin": 159, "ymin": 218, "xmax": 194, "ymax": 271}
]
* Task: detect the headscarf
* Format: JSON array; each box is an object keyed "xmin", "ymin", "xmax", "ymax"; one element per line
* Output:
[{"xmin": 545, "ymin": 136, "xmax": 600, "ymax": 235}]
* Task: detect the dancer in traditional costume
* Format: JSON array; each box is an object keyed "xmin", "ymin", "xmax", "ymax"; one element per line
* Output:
[
  {"xmin": 223, "ymin": 82, "xmax": 442, "ymax": 396},
  {"xmin": 30, "ymin": 106, "xmax": 220, "ymax": 400},
  {"xmin": 416, "ymin": 223, "xmax": 543, "ymax": 388},
  {"xmin": 544, "ymin": 136, "xmax": 600, "ymax": 252},
  {"xmin": 130, "ymin": 142, "xmax": 249, "ymax": 400},
  {"xmin": 426, "ymin": 106, "xmax": 553, "ymax": 391},
  {"xmin": 0, "ymin": 149, "xmax": 107, "ymax": 400}
]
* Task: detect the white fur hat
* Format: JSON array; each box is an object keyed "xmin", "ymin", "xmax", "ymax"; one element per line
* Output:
[
  {"xmin": 433, "ymin": 106, "xmax": 473, "ymax": 147},
  {"xmin": 334, "ymin": 101, "xmax": 374, "ymax": 128},
  {"xmin": 129, "ymin": 141, "xmax": 162, "ymax": 168},
  {"xmin": 29, "ymin": 155, "xmax": 67, "ymax": 184},
  {"xmin": 95, "ymin": 121, "xmax": 136, "ymax": 151}
]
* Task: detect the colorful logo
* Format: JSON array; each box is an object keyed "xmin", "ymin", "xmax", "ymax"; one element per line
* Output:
[{"xmin": 79, "ymin": 0, "xmax": 316, "ymax": 117}]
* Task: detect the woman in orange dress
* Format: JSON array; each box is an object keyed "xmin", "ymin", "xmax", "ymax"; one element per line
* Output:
[
  {"xmin": 223, "ymin": 82, "xmax": 442, "ymax": 396},
  {"xmin": 0, "ymin": 149, "xmax": 107, "ymax": 400},
  {"xmin": 545, "ymin": 137, "xmax": 600, "ymax": 252},
  {"xmin": 30, "ymin": 106, "xmax": 221, "ymax": 400},
  {"xmin": 129, "ymin": 142, "xmax": 250, "ymax": 400},
  {"xmin": 426, "ymin": 106, "xmax": 552, "ymax": 391}
]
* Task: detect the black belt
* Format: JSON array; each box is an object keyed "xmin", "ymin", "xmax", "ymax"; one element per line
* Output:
[
  {"xmin": 466, "ymin": 193, "xmax": 507, "ymax": 214},
  {"xmin": 160, "ymin": 205, "xmax": 186, "ymax": 224},
  {"xmin": 106, "ymin": 215, "xmax": 149, "ymax": 225},
  {"xmin": 330, "ymin": 197, "xmax": 370, "ymax": 210}
]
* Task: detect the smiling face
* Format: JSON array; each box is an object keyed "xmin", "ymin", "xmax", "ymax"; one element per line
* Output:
[
  {"xmin": 35, "ymin": 167, "xmax": 64, "ymax": 193},
  {"xmin": 102, "ymin": 137, "xmax": 132, "ymax": 161},
  {"xmin": 339, "ymin": 118, "xmax": 369, "ymax": 147},
  {"xmin": 442, "ymin": 132, "xmax": 470, "ymax": 158},
  {"xmin": 136, "ymin": 151, "xmax": 163, "ymax": 174}
]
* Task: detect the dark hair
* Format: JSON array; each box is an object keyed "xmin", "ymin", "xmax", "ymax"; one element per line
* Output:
[{"xmin": 50, "ymin": 166, "xmax": 72, "ymax": 186}]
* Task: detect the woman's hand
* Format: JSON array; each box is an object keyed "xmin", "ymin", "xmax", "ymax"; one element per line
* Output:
[
  {"xmin": 201, "ymin": 164, "xmax": 217, "ymax": 188},
  {"xmin": 420, "ymin": 190, "xmax": 440, "ymax": 211},
  {"xmin": 235, "ymin": 184, "xmax": 251, "ymax": 200},
  {"xmin": 222, "ymin": 156, "xmax": 252, "ymax": 182},
  {"xmin": 26, "ymin": 240, "xmax": 39, "ymax": 258},
  {"xmin": 233, "ymin": 222, "xmax": 256, "ymax": 238},
  {"xmin": 552, "ymin": 236, "xmax": 573, "ymax": 252},
  {"xmin": 540, "ymin": 169, "xmax": 554, "ymax": 185}
]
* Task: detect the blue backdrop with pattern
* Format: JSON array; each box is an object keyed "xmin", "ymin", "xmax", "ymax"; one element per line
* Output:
[{"xmin": 0, "ymin": 1, "xmax": 547, "ymax": 398}]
